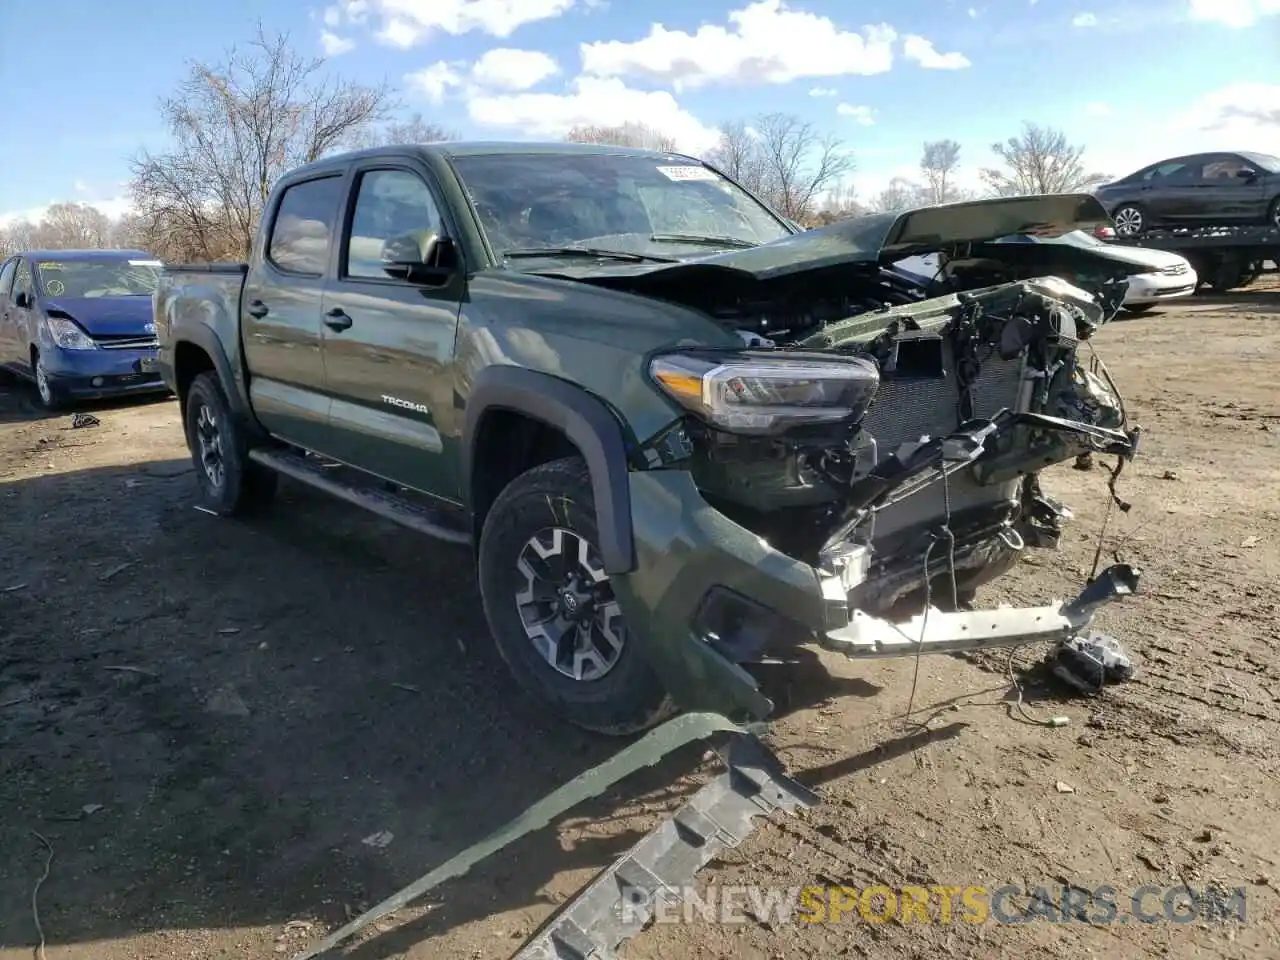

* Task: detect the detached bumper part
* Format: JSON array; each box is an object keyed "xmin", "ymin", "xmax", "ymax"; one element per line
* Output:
[
  {"xmin": 821, "ymin": 563, "xmax": 1140, "ymax": 659},
  {"xmin": 514, "ymin": 734, "xmax": 817, "ymax": 960}
]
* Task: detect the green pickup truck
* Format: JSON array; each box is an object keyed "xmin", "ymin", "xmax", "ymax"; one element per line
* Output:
[{"xmin": 154, "ymin": 141, "xmax": 1145, "ymax": 736}]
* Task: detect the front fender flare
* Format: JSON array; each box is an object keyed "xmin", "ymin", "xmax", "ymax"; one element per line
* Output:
[{"xmin": 463, "ymin": 366, "xmax": 636, "ymax": 574}]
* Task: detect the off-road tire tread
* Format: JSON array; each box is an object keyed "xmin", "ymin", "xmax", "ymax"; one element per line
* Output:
[{"xmin": 477, "ymin": 455, "xmax": 675, "ymax": 736}]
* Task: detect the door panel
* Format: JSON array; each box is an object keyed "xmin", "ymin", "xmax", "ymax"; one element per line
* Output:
[
  {"xmin": 241, "ymin": 173, "xmax": 347, "ymax": 452},
  {"xmin": 1142, "ymin": 162, "xmax": 1199, "ymax": 221},
  {"xmin": 10, "ymin": 259, "xmax": 36, "ymax": 371},
  {"xmin": 321, "ymin": 165, "xmax": 464, "ymax": 499},
  {"xmin": 0, "ymin": 258, "xmax": 17, "ymax": 364},
  {"xmin": 1190, "ymin": 155, "xmax": 1268, "ymax": 223}
]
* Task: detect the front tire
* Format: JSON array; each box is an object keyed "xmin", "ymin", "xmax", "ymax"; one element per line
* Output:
[
  {"xmin": 477, "ymin": 456, "xmax": 674, "ymax": 736},
  {"xmin": 32, "ymin": 350, "xmax": 65, "ymax": 411},
  {"xmin": 183, "ymin": 372, "xmax": 277, "ymax": 515},
  {"xmin": 1112, "ymin": 204, "xmax": 1145, "ymax": 237},
  {"xmin": 1267, "ymin": 196, "xmax": 1280, "ymax": 229}
]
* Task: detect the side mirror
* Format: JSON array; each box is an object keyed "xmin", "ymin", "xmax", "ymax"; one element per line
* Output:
[
  {"xmin": 14, "ymin": 291, "xmax": 30, "ymax": 309},
  {"xmin": 1236, "ymin": 168, "xmax": 1258, "ymax": 180},
  {"xmin": 379, "ymin": 231, "xmax": 457, "ymax": 284}
]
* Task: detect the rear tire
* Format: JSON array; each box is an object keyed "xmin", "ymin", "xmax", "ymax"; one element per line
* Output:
[
  {"xmin": 183, "ymin": 372, "xmax": 277, "ymax": 515},
  {"xmin": 1267, "ymin": 196, "xmax": 1280, "ymax": 229},
  {"xmin": 1112, "ymin": 204, "xmax": 1145, "ymax": 237},
  {"xmin": 477, "ymin": 455, "xmax": 674, "ymax": 736}
]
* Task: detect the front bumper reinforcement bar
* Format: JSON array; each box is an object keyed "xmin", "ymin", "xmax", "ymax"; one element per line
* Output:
[{"xmin": 821, "ymin": 562, "xmax": 1139, "ymax": 659}]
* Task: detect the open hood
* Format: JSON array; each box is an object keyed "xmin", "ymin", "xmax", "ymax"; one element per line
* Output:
[{"xmin": 553, "ymin": 193, "xmax": 1111, "ymax": 288}]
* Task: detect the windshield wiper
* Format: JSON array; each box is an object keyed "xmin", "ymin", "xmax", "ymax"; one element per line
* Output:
[
  {"xmin": 649, "ymin": 233, "xmax": 759, "ymax": 249},
  {"xmin": 503, "ymin": 247, "xmax": 679, "ymax": 263}
]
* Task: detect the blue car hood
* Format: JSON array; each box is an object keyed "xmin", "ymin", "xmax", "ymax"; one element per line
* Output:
[{"xmin": 41, "ymin": 296, "xmax": 154, "ymax": 336}]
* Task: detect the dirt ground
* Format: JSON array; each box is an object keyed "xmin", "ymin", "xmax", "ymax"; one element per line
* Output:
[{"xmin": 2, "ymin": 283, "xmax": 1278, "ymax": 960}]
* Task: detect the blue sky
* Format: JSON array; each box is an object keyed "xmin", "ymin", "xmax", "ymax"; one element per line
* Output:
[{"xmin": 1, "ymin": 0, "xmax": 1277, "ymax": 223}]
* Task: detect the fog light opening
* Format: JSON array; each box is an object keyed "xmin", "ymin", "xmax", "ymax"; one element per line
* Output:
[{"xmin": 91, "ymin": 376, "xmax": 104, "ymax": 387}]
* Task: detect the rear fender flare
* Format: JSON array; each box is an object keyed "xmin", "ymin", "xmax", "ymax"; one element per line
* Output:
[
  {"xmin": 463, "ymin": 366, "xmax": 636, "ymax": 574},
  {"xmin": 169, "ymin": 322, "xmax": 253, "ymax": 423}
]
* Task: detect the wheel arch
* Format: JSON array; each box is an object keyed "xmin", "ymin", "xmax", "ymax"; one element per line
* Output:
[{"xmin": 463, "ymin": 366, "xmax": 637, "ymax": 575}]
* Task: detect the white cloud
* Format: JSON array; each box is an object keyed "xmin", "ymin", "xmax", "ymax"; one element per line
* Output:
[
  {"xmin": 470, "ymin": 48, "xmax": 559, "ymax": 90},
  {"xmin": 1085, "ymin": 102, "xmax": 1112, "ymax": 116},
  {"xmin": 579, "ymin": 0, "xmax": 896, "ymax": 90},
  {"xmin": 358, "ymin": 0, "xmax": 577, "ymax": 47},
  {"xmin": 809, "ymin": 86, "xmax": 838, "ymax": 97},
  {"xmin": 405, "ymin": 61, "xmax": 467, "ymax": 103},
  {"xmin": 968, "ymin": 7, "xmax": 979, "ymax": 17},
  {"xmin": 836, "ymin": 103, "xmax": 875, "ymax": 126},
  {"xmin": 1187, "ymin": 0, "xmax": 1280, "ymax": 28},
  {"xmin": 73, "ymin": 180, "xmax": 90, "ymax": 194},
  {"xmin": 406, "ymin": 48, "xmax": 559, "ymax": 103},
  {"xmin": 465, "ymin": 76, "xmax": 720, "ymax": 154},
  {"xmin": 320, "ymin": 30, "xmax": 356, "ymax": 55},
  {"xmin": 1071, "ymin": 12, "xmax": 1098, "ymax": 26},
  {"xmin": 902, "ymin": 35, "xmax": 971, "ymax": 69}
]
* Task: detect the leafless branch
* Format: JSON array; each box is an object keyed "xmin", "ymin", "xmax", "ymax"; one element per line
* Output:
[{"xmin": 979, "ymin": 122, "xmax": 1108, "ymax": 197}]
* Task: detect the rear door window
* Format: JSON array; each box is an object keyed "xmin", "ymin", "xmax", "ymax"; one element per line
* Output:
[{"xmin": 267, "ymin": 176, "xmax": 345, "ymax": 275}]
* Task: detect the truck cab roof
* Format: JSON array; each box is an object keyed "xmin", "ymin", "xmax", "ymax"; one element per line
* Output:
[{"xmin": 287, "ymin": 140, "xmax": 701, "ymax": 180}]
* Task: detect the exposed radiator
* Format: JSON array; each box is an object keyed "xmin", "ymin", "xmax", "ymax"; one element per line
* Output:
[{"xmin": 860, "ymin": 345, "xmax": 1027, "ymax": 542}]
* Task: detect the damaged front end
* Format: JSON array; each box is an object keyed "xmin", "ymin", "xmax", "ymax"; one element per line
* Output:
[{"xmin": 614, "ymin": 196, "xmax": 1144, "ymax": 718}]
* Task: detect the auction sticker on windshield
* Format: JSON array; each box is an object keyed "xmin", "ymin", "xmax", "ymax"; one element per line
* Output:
[{"xmin": 657, "ymin": 165, "xmax": 720, "ymax": 181}]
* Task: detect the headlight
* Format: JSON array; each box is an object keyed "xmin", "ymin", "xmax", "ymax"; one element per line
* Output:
[
  {"xmin": 649, "ymin": 351, "xmax": 880, "ymax": 436},
  {"xmin": 46, "ymin": 317, "xmax": 97, "ymax": 350}
]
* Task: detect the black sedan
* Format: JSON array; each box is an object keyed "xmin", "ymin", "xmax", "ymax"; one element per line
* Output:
[{"xmin": 1092, "ymin": 151, "xmax": 1280, "ymax": 237}]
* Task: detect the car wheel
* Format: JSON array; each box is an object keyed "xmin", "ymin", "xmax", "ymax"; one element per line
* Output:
[
  {"xmin": 31, "ymin": 350, "xmax": 65, "ymax": 411},
  {"xmin": 477, "ymin": 455, "xmax": 675, "ymax": 736},
  {"xmin": 184, "ymin": 372, "xmax": 277, "ymax": 515},
  {"xmin": 1268, "ymin": 196, "xmax": 1280, "ymax": 229},
  {"xmin": 1112, "ymin": 204, "xmax": 1145, "ymax": 237}
]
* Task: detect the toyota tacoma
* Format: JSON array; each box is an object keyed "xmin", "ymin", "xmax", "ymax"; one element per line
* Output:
[{"xmin": 154, "ymin": 142, "xmax": 1144, "ymax": 737}]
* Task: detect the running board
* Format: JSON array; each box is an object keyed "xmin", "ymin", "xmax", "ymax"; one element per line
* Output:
[
  {"xmin": 248, "ymin": 448, "xmax": 470, "ymax": 545},
  {"xmin": 821, "ymin": 562, "xmax": 1140, "ymax": 659},
  {"xmin": 513, "ymin": 735, "xmax": 817, "ymax": 960}
]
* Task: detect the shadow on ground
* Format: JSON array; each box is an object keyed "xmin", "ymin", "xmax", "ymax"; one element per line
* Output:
[
  {"xmin": 0, "ymin": 375, "xmax": 172, "ymax": 425},
  {"xmin": 0, "ymin": 451, "xmax": 912, "ymax": 958}
]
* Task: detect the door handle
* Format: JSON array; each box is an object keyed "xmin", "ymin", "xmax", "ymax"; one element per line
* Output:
[
  {"xmin": 324, "ymin": 307, "xmax": 353, "ymax": 332},
  {"xmin": 247, "ymin": 300, "xmax": 269, "ymax": 318}
]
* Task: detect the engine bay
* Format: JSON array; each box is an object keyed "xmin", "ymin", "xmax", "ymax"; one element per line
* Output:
[{"xmin": 629, "ymin": 249, "xmax": 1139, "ymax": 618}]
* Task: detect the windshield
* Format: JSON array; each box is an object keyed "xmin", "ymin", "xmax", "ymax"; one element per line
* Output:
[
  {"xmin": 1240, "ymin": 152, "xmax": 1280, "ymax": 174},
  {"xmin": 449, "ymin": 153, "xmax": 791, "ymax": 259},
  {"xmin": 34, "ymin": 258, "xmax": 162, "ymax": 298}
]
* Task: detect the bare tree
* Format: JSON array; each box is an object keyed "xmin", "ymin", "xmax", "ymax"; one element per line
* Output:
[
  {"xmin": 0, "ymin": 219, "xmax": 41, "ymax": 257},
  {"xmin": 564, "ymin": 122, "xmax": 678, "ymax": 152},
  {"xmin": 128, "ymin": 25, "xmax": 393, "ymax": 262},
  {"xmin": 979, "ymin": 122, "xmax": 1107, "ymax": 197},
  {"xmin": 808, "ymin": 180, "xmax": 865, "ymax": 225},
  {"xmin": 751, "ymin": 113, "xmax": 853, "ymax": 221},
  {"xmin": 356, "ymin": 112, "xmax": 456, "ymax": 147},
  {"xmin": 920, "ymin": 139, "xmax": 963, "ymax": 204},
  {"xmin": 0, "ymin": 203, "xmax": 138, "ymax": 255},
  {"xmin": 34, "ymin": 202, "xmax": 112, "ymax": 248},
  {"xmin": 704, "ymin": 120, "xmax": 768, "ymax": 197},
  {"xmin": 867, "ymin": 177, "xmax": 924, "ymax": 214}
]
